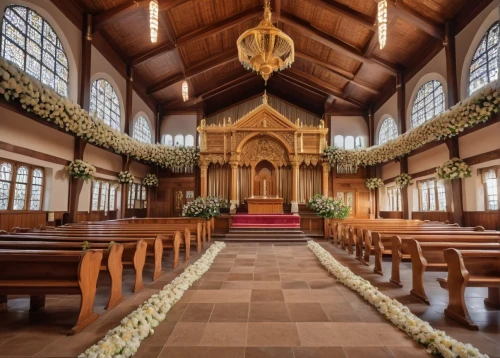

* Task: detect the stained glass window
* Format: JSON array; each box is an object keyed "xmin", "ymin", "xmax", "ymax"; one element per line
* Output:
[
  {"xmin": 109, "ymin": 186, "xmax": 116, "ymax": 211},
  {"xmin": 333, "ymin": 135, "xmax": 344, "ymax": 148},
  {"xmin": 185, "ymin": 135, "xmax": 194, "ymax": 147},
  {"xmin": 91, "ymin": 180, "xmax": 116, "ymax": 212},
  {"xmin": 30, "ymin": 168, "xmax": 43, "ymax": 210},
  {"xmin": 344, "ymin": 136, "xmax": 355, "ymax": 150},
  {"xmin": 420, "ymin": 181, "xmax": 429, "ymax": 211},
  {"xmin": 418, "ymin": 179, "xmax": 446, "ymax": 211},
  {"xmin": 0, "ymin": 162, "xmax": 12, "ymax": 210},
  {"xmin": 162, "ymin": 134, "xmax": 173, "ymax": 146},
  {"xmin": 127, "ymin": 183, "xmax": 147, "ymax": 209},
  {"xmin": 128, "ymin": 183, "xmax": 136, "ymax": 209},
  {"xmin": 0, "ymin": 6, "xmax": 69, "ymax": 96},
  {"xmin": 387, "ymin": 186, "xmax": 401, "ymax": 211},
  {"xmin": 13, "ymin": 166, "xmax": 28, "ymax": 210},
  {"xmin": 133, "ymin": 116, "xmax": 152, "ymax": 143},
  {"xmin": 483, "ymin": 168, "xmax": 499, "ymax": 210},
  {"xmin": 437, "ymin": 181, "xmax": 447, "ymax": 211},
  {"xmin": 355, "ymin": 136, "xmax": 363, "ymax": 149},
  {"xmin": 411, "ymin": 80, "xmax": 445, "ymax": 128},
  {"xmin": 378, "ymin": 118, "xmax": 398, "ymax": 144},
  {"xmin": 91, "ymin": 181, "xmax": 100, "ymax": 211},
  {"xmin": 100, "ymin": 182, "xmax": 108, "ymax": 211},
  {"xmin": 174, "ymin": 134, "xmax": 184, "ymax": 147},
  {"xmin": 469, "ymin": 22, "xmax": 499, "ymax": 95},
  {"xmin": 90, "ymin": 79, "xmax": 121, "ymax": 131}
]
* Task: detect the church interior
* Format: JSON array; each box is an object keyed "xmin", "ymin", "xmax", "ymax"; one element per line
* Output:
[{"xmin": 0, "ymin": 0, "xmax": 499, "ymax": 357}]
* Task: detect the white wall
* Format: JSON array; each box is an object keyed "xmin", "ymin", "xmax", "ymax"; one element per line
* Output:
[
  {"xmin": 161, "ymin": 114, "xmax": 197, "ymax": 141},
  {"xmin": 329, "ymin": 116, "xmax": 368, "ymax": 147}
]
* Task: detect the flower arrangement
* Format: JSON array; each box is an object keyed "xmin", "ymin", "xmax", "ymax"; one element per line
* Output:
[
  {"xmin": 0, "ymin": 58, "xmax": 199, "ymax": 170},
  {"xmin": 66, "ymin": 159, "xmax": 96, "ymax": 181},
  {"xmin": 142, "ymin": 173, "xmax": 159, "ymax": 187},
  {"xmin": 436, "ymin": 157, "xmax": 472, "ymax": 180},
  {"xmin": 365, "ymin": 178, "xmax": 384, "ymax": 190},
  {"xmin": 308, "ymin": 194, "xmax": 350, "ymax": 219},
  {"xmin": 79, "ymin": 241, "xmax": 226, "ymax": 358},
  {"xmin": 307, "ymin": 241, "xmax": 487, "ymax": 358},
  {"xmin": 182, "ymin": 196, "xmax": 227, "ymax": 219},
  {"xmin": 118, "ymin": 171, "xmax": 135, "ymax": 184},
  {"xmin": 323, "ymin": 81, "xmax": 500, "ymax": 169},
  {"xmin": 395, "ymin": 173, "xmax": 412, "ymax": 188}
]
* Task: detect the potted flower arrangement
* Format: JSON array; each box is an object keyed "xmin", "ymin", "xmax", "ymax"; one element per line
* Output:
[
  {"xmin": 117, "ymin": 171, "xmax": 134, "ymax": 184},
  {"xmin": 307, "ymin": 194, "xmax": 350, "ymax": 219},
  {"xmin": 66, "ymin": 159, "xmax": 96, "ymax": 181},
  {"xmin": 395, "ymin": 173, "xmax": 413, "ymax": 188},
  {"xmin": 142, "ymin": 173, "xmax": 159, "ymax": 187},
  {"xmin": 365, "ymin": 178, "xmax": 384, "ymax": 190},
  {"xmin": 436, "ymin": 157, "xmax": 471, "ymax": 180},
  {"xmin": 182, "ymin": 196, "xmax": 226, "ymax": 219}
]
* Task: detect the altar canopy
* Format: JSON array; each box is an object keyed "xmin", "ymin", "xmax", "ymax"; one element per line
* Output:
[{"xmin": 198, "ymin": 94, "xmax": 329, "ymax": 213}]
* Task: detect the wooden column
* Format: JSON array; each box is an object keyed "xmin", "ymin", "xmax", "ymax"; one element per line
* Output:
[
  {"xmin": 120, "ymin": 155, "xmax": 132, "ymax": 219},
  {"xmin": 396, "ymin": 67, "xmax": 406, "ymax": 134},
  {"xmin": 291, "ymin": 162, "xmax": 299, "ymax": 213},
  {"xmin": 322, "ymin": 162, "xmax": 329, "ymax": 197},
  {"xmin": 368, "ymin": 105, "xmax": 375, "ymax": 147},
  {"xmin": 444, "ymin": 20, "xmax": 464, "ymax": 226},
  {"xmin": 68, "ymin": 139, "xmax": 87, "ymax": 223},
  {"xmin": 124, "ymin": 65, "xmax": 133, "ymax": 136},
  {"xmin": 79, "ymin": 14, "xmax": 92, "ymax": 111},
  {"xmin": 250, "ymin": 164, "xmax": 255, "ymax": 198},
  {"xmin": 375, "ymin": 166, "xmax": 381, "ymax": 219},
  {"xmin": 200, "ymin": 163, "xmax": 208, "ymax": 197},
  {"xmin": 400, "ymin": 158, "xmax": 409, "ymax": 219},
  {"xmin": 230, "ymin": 163, "xmax": 238, "ymax": 214},
  {"xmin": 155, "ymin": 104, "xmax": 162, "ymax": 144}
]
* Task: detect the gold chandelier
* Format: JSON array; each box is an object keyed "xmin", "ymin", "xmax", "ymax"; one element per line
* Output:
[{"xmin": 236, "ymin": 0, "xmax": 294, "ymax": 83}]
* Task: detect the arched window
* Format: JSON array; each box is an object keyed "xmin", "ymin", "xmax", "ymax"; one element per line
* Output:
[
  {"xmin": 162, "ymin": 134, "xmax": 173, "ymax": 146},
  {"xmin": 411, "ymin": 80, "xmax": 445, "ymax": 127},
  {"xmin": 344, "ymin": 136, "xmax": 355, "ymax": 150},
  {"xmin": 469, "ymin": 22, "xmax": 499, "ymax": 95},
  {"xmin": 333, "ymin": 135, "xmax": 344, "ymax": 149},
  {"xmin": 30, "ymin": 168, "xmax": 43, "ymax": 210},
  {"xmin": 174, "ymin": 134, "xmax": 184, "ymax": 147},
  {"xmin": 133, "ymin": 116, "xmax": 152, "ymax": 143},
  {"xmin": 13, "ymin": 166, "xmax": 28, "ymax": 210},
  {"xmin": 0, "ymin": 5, "xmax": 69, "ymax": 96},
  {"xmin": 0, "ymin": 162, "xmax": 13, "ymax": 210},
  {"xmin": 185, "ymin": 135, "xmax": 194, "ymax": 147},
  {"xmin": 378, "ymin": 118, "xmax": 398, "ymax": 144},
  {"xmin": 90, "ymin": 79, "xmax": 121, "ymax": 131},
  {"xmin": 355, "ymin": 136, "xmax": 363, "ymax": 149}
]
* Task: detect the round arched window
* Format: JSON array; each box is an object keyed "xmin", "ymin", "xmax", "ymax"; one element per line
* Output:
[
  {"xmin": 378, "ymin": 117, "xmax": 398, "ymax": 144},
  {"xmin": 411, "ymin": 80, "xmax": 445, "ymax": 128},
  {"xmin": 133, "ymin": 116, "xmax": 152, "ymax": 143},
  {"xmin": 469, "ymin": 21, "xmax": 499, "ymax": 95},
  {"xmin": 90, "ymin": 79, "xmax": 121, "ymax": 131}
]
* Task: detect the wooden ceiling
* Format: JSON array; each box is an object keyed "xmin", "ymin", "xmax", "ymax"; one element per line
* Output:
[{"xmin": 64, "ymin": 0, "xmax": 485, "ymax": 117}]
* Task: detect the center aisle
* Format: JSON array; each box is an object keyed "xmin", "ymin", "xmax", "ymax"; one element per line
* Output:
[{"xmin": 134, "ymin": 243, "xmax": 428, "ymax": 358}]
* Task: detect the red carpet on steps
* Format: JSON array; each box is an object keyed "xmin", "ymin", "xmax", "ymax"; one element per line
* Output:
[{"xmin": 231, "ymin": 214, "xmax": 300, "ymax": 228}]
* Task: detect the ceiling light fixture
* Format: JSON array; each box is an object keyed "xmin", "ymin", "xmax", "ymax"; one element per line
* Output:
[
  {"xmin": 378, "ymin": 0, "xmax": 388, "ymax": 50},
  {"xmin": 182, "ymin": 80, "xmax": 189, "ymax": 102},
  {"xmin": 150, "ymin": 0, "xmax": 159, "ymax": 43}
]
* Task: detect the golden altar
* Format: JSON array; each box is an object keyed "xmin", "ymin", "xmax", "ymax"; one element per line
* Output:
[{"xmin": 246, "ymin": 197, "xmax": 284, "ymax": 214}]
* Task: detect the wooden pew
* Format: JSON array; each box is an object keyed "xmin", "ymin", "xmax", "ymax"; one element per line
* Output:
[
  {"xmin": 407, "ymin": 239, "xmax": 500, "ymax": 304},
  {"xmin": 373, "ymin": 231, "xmax": 500, "ymax": 279},
  {"xmin": 437, "ymin": 249, "xmax": 500, "ymax": 330},
  {"xmin": 3, "ymin": 232, "xmax": 170, "ymax": 281},
  {"xmin": 0, "ymin": 249, "xmax": 103, "ymax": 335}
]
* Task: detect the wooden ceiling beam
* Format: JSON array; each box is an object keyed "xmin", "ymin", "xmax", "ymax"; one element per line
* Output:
[
  {"xmin": 147, "ymin": 73, "xmax": 184, "ymax": 95},
  {"xmin": 275, "ymin": 74, "xmax": 326, "ymax": 97},
  {"xmin": 130, "ymin": 42, "xmax": 176, "ymax": 67},
  {"xmin": 198, "ymin": 73, "xmax": 258, "ymax": 101},
  {"xmin": 306, "ymin": 0, "xmax": 376, "ymax": 31},
  {"xmin": 295, "ymin": 51, "xmax": 380, "ymax": 95},
  {"xmin": 280, "ymin": 11, "xmax": 397, "ymax": 76},
  {"xmin": 385, "ymin": 1, "xmax": 444, "ymax": 40}
]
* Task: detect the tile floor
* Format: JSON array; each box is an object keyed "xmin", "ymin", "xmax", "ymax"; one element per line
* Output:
[{"xmin": 0, "ymin": 242, "xmax": 498, "ymax": 358}]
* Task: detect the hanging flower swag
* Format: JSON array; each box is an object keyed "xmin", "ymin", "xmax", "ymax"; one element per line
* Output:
[
  {"xmin": 80, "ymin": 241, "xmax": 226, "ymax": 358},
  {"xmin": 395, "ymin": 173, "xmax": 412, "ymax": 188},
  {"xmin": 66, "ymin": 159, "xmax": 96, "ymax": 181},
  {"xmin": 0, "ymin": 59, "xmax": 199, "ymax": 169},
  {"xmin": 142, "ymin": 173, "xmax": 159, "ymax": 187},
  {"xmin": 118, "ymin": 171, "xmax": 135, "ymax": 184},
  {"xmin": 324, "ymin": 81, "xmax": 500, "ymax": 169},
  {"xmin": 307, "ymin": 242, "xmax": 488, "ymax": 358},
  {"xmin": 365, "ymin": 178, "xmax": 384, "ymax": 190},
  {"xmin": 436, "ymin": 157, "xmax": 472, "ymax": 180}
]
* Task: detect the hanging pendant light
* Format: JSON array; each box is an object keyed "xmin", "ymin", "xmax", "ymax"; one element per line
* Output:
[
  {"xmin": 182, "ymin": 80, "xmax": 189, "ymax": 102},
  {"xmin": 378, "ymin": 0, "xmax": 388, "ymax": 50},
  {"xmin": 150, "ymin": 0, "xmax": 159, "ymax": 43}
]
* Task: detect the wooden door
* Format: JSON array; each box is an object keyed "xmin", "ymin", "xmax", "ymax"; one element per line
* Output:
[{"xmin": 173, "ymin": 189, "xmax": 194, "ymax": 217}]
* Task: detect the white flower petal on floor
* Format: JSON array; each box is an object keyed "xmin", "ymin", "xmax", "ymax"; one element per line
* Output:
[
  {"xmin": 307, "ymin": 241, "xmax": 489, "ymax": 358},
  {"xmin": 79, "ymin": 241, "xmax": 226, "ymax": 358}
]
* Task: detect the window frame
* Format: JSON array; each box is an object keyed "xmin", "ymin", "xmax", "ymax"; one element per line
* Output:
[
  {"xmin": 378, "ymin": 117, "xmax": 398, "ymax": 145},
  {"xmin": 387, "ymin": 185, "xmax": 401, "ymax": 212},
  {"xmin": 417, "ymin": 178, "xmax": 447, "ymax": 212},
  {"xmin": 90, "ymin": 78, "xmax": 122, "ymax": 131},
  {"xmin": 90, "ymin": 179, "xmax": 118, "ymax": 213},
  {"xmin": 0, "ymin": 158, "xmax": 44, "ymax": 211},
  {"xmin": 481, "ymin": 166, "xmax": 500, "ymax": 211},
  {"xmin": 468, "ymin": 21, "xmax": 499, "ymax": 95},
  {"xmin": 133, "ymin": 116, "xmax": 152, "ymax": 144},
  {"xmin": 0, "ymin": 5, "xmax": 70, "ymax": 96},
  {"xmin": 127, "ymin": 183, "xmax": 147, "ymax": 209},
  {"xmin": 410, "ymin": 80, "xmax": 445, "ymax": 128}
]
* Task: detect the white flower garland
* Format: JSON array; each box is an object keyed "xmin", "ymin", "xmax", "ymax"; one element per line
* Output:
[
  {"xmin": 66, "ymin": 159, "xmax": 96, "ymax": 181},
  {"xmin": 118, "ymin": 171, "xmax": 135, "ymax": 184},
  {"xmin": 324, "ymin": 81, "xmax": 500, "ymax": 168},
  {"xmin": 79, "ymin": 241, "xmax": 226, "ymax": 358},
  {"xmin": 142, "ymin": 173, "xmax": 159, "ymax": 187},
  {"xmin": 395, "ymin": 173, "xmax": 412, "ymax": 188},
  {"xmin": 436, "ymin": 158, "xmax": 472, "ymax": 180},
  {"xmin": 307, "ymin": 241, "xmax": 488, "ymax": 358},
  {"xmin": 0, "ymin": 59, "xmax": 199, "ymax": 170},
  {"xmin": 366, "ymin": 178, "xmax": 384, "ymax": 190}
]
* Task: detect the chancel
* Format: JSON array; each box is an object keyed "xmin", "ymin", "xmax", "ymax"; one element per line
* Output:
[{"xmin": 0, "ymin": 0, "xmax": 499, "ymax": 357}]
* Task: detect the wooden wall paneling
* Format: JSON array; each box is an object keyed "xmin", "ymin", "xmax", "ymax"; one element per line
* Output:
[
  {"xmin": 412, "ymin": 211, "xmax": 454, "ymax": 223},
  {"xmin": 400, "ymin": 158, "xmax": 409, "ymax": 219},
  {"xmin": 464, "ymin": 211, "xmax": 500, "ymax": 230},
  {"xmin": 379, "ymin": 211, "xmax": 403, "ymax": 219}
]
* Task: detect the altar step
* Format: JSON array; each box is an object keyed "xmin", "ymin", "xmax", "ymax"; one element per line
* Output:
[
  {"xmin": 231, "ymin": 214, "xmax": 300, "ymax": 229},
  {"xmin": 220, "ymin": 227, "xmax": 309, "ymax": 242}
]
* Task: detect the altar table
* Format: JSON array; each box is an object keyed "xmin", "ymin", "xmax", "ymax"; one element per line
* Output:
[{"xmin": 246, "ymin": 197, "xmax": 284, "ymax": 214}]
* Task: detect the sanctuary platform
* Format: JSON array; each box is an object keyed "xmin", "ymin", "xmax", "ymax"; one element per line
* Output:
[{"xmin": 231, "ymin": 214, "xmax": 300, "ymax": 228}]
